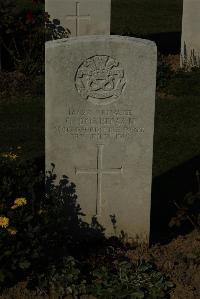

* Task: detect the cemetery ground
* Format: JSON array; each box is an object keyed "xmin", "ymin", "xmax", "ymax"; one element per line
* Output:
[
  {"xmin": 0, "ymin": 57, "xmax": 200, "ymax": 299},
  {"xmin": 0, "ymin": 0, "xmax": 200, "ymax": 299}
]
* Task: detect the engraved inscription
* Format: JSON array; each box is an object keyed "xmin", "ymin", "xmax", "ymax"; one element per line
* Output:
[
  {"xmin": 75, "ymin": 144, "xmax": 123, "ymax": 216},
  {"xmin": 54, "ymin": 106, "xmax": 145, "ymax": 141},
  {"xmin": 66, "ymin": 2, "xmax": 91, "ymax": 36},
  {"xmin": 75, "ymin": 55, "xmax": 126, "ymax": 105}
]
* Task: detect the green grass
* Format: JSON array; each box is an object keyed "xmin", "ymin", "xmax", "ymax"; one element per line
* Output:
[
  {"xmin": 0, "ymin": 69, "xmax": 200, "ymax": 176},
  {"xmin": 0, "ymin": 96, "xmax": 44, "ymax": 161},
  {"xmin": 111, "ymin": 0, "xmax": 183, "ymax": 35},
  {"xmin": 153, "ymin": 69, "xmax": 200, "ymax": 177},
  {"xmin": 167, "ymin": 70, "xmax": 200, "ymax": 97},
  {"xmin": 153, "ymin": 93, "xmax": 200, "ymax": 177},
  {"xmin": 1, "ymin": 69, "xmax": 200, "ymax": 178}
]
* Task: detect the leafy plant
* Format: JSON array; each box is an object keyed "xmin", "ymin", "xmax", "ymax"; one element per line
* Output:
[
  {"xmin": 181, "ymin": 42, "xmax": 200, "ymax": 70},
  {"xmin": 0, "ymin": 0, "xmax": 71, "ymax": 76},
  {"xmin": 88, "ymin": 259, "xmax": 173, "ymax": 299},
  {"xmin": 0, "ymin": 0, "xmax": 45, "ymax": 75},
  {"xmin": 31, "ymin": 254, "xmax": 173, "ymax": 298},
  {"xmin": 0, "ymin": 156, "xmax": 44, "ymax": 288},
  {"xmin": 34, "ymin": 256, "xmax": 87, "ymax": 298},
  {"xmin": 0, "ymin": 159, "xmax": 105, "ymax": 291},
  {"xmin": 45, "ymin": 16, "xmax": 70, "ymax": 41}
]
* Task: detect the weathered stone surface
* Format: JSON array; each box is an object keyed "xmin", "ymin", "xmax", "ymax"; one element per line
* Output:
[
  {"xmin": 46, "ymin": 36, "xmax": 157, "ymax": 243},
  {"xmin": 181, "ymin": 0, "xmax": 200, "ymax": 67},
  {"xmin": 45, "ymin": 0, "xmax": 111, "ymax": 36}
]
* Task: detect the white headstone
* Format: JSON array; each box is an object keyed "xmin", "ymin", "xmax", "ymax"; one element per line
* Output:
[
  {"xmin": 181, "ymin": 0, "xmax": 200, "ymax": 67},
  {"xmin": 46, "ymin": 36, "xmax": 157, "ymax": 243},
  {"xmin": 45, "ymin": 0, "xmax": 111, "ymax": 36}
]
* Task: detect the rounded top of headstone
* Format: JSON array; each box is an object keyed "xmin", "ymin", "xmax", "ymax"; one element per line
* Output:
[{"xmin": 46, "ymin": 35, "xmax": 157, "ymax": 51}]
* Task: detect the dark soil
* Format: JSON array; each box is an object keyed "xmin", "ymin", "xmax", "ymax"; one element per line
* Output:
[{"xmin": 128, "ymin": 230, "xmax": 200, "ymax": 299}]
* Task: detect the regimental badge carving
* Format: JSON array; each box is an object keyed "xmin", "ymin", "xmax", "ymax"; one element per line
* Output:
[{"xmin": 75, "ymin": 55, "xmax": 126, "ymax": 105}]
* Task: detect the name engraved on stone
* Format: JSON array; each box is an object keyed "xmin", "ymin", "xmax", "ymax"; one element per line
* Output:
[
  {"xmin": 54, "ymin": 106, "xmax": 144, "ymax": 140},
  {"xmin": 66, "ymin": 2, "xmax": 91, "ymax": 36},
  {"xmin": 75, "ymin": 144, "xmax": 123, "ymax": 216},
  {"xmin": 75, "ymin": 55, "xmax": 126, "ymax": 105}
]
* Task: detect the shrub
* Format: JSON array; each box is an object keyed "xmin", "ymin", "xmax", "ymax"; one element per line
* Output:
[
  {"xmin": 0, "ymin": 158, "xmax": 105, "ymax": 291},
  {"xmin": 45, "ymin": 16, "xmax": 70, "ymax": 41},
  {"xmin": 0, "ymin": 1, "xmax": 70, "ymax": 76},
  {"xmin": 0, "ymin": 0, "xmax": 45, "ymax": 75},
  {"xmin": 0, "ymin": 156, "xmax": 44, "ymax": 288}
]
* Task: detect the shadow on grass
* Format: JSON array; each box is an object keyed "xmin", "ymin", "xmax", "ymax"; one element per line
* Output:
[{"xmin": 151, "ymin": 155, "xmax": 200, "ymax": 244}]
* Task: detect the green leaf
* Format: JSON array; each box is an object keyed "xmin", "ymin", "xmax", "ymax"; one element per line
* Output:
[
  {"xmin": 131, "ymin": 293, "xmax": 145, "ymax": 299},
  {"xmin": 19, "ymin": 260, "xmax": 31, "ymax": 270},
  {"xmin": 4, "ymin": 250, "xmax": 12, "ymax": 256},
  {"xmin": 0, "ymin": 271, "xmax": 5, "ymax": 283}
]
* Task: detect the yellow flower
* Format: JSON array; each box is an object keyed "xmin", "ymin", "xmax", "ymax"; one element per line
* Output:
[
  {"xmin": 14, "ymin": 198, "xmax": 27, "ymax": 207},
  {"xmin": 0, "ymin": 216, "xmax": 9, "ymax": 228},
  {"xmin": 7, "ymin": 227, "xmax": 17, "ymax": 235},
  {"xmin": 9, "ymin": 153, "xmax": 18, "ymax": 160},
  {"xmin": 0, "ymin": 152, "xmax": 18, "ymax": 160},
  {"xmin": 11, "ymin": 205, "xmax": 18, "ymax": 210}
]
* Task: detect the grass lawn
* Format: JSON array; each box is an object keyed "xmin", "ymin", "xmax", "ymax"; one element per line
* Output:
[
  {"xmin": 153, "ymin": 94, "xmax": 200, "ymax": 177},
  {"xmin": 111, "ymin": 0, "xmax": 183, "ymax": 35},
  {"xmin": 0, "ymin": 70, "xmax": 200, "ymax": 178},
  {"xmin": 0, "ymin": 96, "xmax": 44, "ymax": 161},
  {"xmin": 153, "ymin": 70, "xmax": 200, "ymax": 177}
]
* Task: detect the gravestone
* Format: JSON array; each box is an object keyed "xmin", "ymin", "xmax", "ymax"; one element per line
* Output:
[
  {"xmin": 45, "ymin": 0, "xmax": 111, "ymax": 36},
  {"xmin": 181, "ymin": 0, "xmax": 200, "ymax": 67},
  {"xmin": 46, "ymin": 36, "xmax": 157, "ymax": 243}
]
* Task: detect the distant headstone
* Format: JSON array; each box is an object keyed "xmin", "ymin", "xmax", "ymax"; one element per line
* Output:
[
  {"xmin": 181, "ymin": 0, "xmax": 200, "ymax": 67},
  {"xmin": 46, "ymin": 36, "xmax": 157, "ymax": 243},
  {"xmin": 45, "ymin": 0, "xmax": 111, "ymax": 36}
]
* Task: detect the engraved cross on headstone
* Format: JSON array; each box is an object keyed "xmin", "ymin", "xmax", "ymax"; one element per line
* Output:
[
  {"xmin": 75, "ymin": 144, "xmax": 123, "ymax": 217},
  {"xmin": 66, "ymin": 2, "xmax": 91, "ymax": 36}
]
